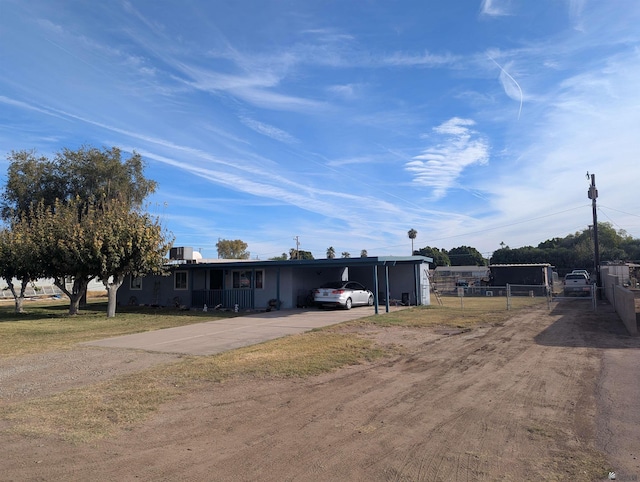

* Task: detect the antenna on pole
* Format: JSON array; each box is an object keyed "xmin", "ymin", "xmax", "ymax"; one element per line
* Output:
[{"xmin": 293, "ymin": 236, "xmax": 300, "ymax": 260}]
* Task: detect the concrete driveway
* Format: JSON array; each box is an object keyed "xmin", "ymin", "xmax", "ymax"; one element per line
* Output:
[{"xmin": 85, "ymin": 306, "xmax": 402, "ymax": 356}]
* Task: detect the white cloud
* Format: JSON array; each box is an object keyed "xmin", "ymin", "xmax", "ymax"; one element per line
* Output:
[
  {"xmin": 405, "ymin": 118, "xmax": 489, "ymax": 199},
  {"xmin": 327, "ymin": 83, "xmax": 362, "ymax": 99},
  {"xmin": 480, "ymin": 0, "xmax": 514, "ymax": 17},
  {"xmin": 239, "ymin": 116, "xmax": 297, "ymax": 144},
  {"xmin": 568, "ymin": 0, "xmax": 587, "ymax": 31},
  {"xmin": 382, "ymin": 50, "xmax": 457, "ymax": 67}
]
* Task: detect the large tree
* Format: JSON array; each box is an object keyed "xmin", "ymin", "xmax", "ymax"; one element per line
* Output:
[
  {"xmin": 216, "ymin": 239, "xmax": 250, "ymax": 259},
  {"xmin": 23, "ymin": 198, "xmax": 171, "ymax": 316},
  {"xmin": 415, "ymin": 246, "xmax": 451, "ymax": 269},
  {"xmin": 448, "ymin": 246, "xmax": 485, "ymax": 266},
  {"xmin": 0, "ymin": 151, "xmax": 62, "ymax": 219},
  {"xmin": 93, "ymin": 201, "xmax": 173, "ymax": 317},
  {"xmin": 26, "ymin": 199, "xmax": 98, "ymax": 315},
  {"xmin": 1, "ymin": 146, "xmax": 156, "ymax": 220},
  {"xmin": 1, "ymin": 146, "xmax": 167, "ymax": 315}
]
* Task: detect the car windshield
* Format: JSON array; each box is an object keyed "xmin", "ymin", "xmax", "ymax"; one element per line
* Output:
[
  {"xmin": 566, "ymin": 274, "xmax": 587, "ymax": 279},
  {"xmin": 319, "ymin": 281, "xmax": 346, "ymax": 289}
]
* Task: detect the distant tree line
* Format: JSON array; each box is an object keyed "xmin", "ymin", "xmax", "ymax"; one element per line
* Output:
[
  {"xmin": 413, "ymin": 223, "xmax": 640, "ymax": 276},
  {"xmin": 413, "ymin": 245, "xmax": 485, "ymax": 268},
  {"xmin": 490, "ymin": 223, "xmax": 640, "ymax": 275}
]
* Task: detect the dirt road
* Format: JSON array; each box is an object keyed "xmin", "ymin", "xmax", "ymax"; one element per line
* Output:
[{"xmin": 1, "ymin": 301, "xmax": 638, "ymax": 481}]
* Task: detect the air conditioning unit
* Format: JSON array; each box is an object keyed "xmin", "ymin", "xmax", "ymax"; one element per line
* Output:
[{"xmin": 169, "ymin": 247, "xmax": 193, "ymax": 260}]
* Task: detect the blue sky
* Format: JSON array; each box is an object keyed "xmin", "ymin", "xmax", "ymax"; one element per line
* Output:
[{"xmin": 1, "ymin": 0, "xmax": 639, "ymax": 261}]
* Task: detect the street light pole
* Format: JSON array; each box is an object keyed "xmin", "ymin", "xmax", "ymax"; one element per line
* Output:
[{"xmin": 587, "ymin": 173, "xmax": 601, "ymax": 291}]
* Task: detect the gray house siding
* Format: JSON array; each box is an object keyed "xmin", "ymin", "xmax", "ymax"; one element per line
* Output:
[{"xmin": 119, "ymin": 271, "xmax": 192, "ymax": 307}]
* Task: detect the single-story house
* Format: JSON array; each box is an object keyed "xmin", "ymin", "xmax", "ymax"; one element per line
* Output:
[{"xmin": 117, "ymin": 248, "xmax": 433, "ymax": 314}]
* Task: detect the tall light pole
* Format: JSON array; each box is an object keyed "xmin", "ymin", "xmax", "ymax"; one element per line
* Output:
[{"xmin": 587, "ymin": 173, "xmax": 601, "ymax": 291}]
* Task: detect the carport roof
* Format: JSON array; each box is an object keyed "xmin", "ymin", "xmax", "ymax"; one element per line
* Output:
[{"xmin": 168, "ymin": 255, "xmax": 432, "ymax": 270}]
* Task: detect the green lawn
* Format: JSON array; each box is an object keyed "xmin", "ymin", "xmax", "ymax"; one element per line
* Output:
[{"xmin": 0, "ymin": 297, "xmax": 241, "ymax": 358}]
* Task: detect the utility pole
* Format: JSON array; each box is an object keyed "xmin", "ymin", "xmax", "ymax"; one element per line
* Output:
[
  {"xmin": 587, "ymin": 173, "xmax": 601, "ymax": 292},
  {"xmin": 293, "ymin": 236, "xmax": 300, "ymax": 260}
]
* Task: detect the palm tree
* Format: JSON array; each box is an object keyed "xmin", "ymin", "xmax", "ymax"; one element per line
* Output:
[
  {"xmin": 326, "ymin": 246, "xmax": 336, "ymax": 259},
  {"xmin": 360, "ymin": 249, "xmax": 368, "ymax": 258},
  {"xmin": 408, "ymin": 228, "xmax": 418, "ymax": 255},
  {"xmin": 341, "ymin": 251, "xmax": 351, "ymax": 258}
]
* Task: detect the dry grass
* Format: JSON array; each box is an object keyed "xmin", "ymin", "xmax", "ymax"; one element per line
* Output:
[
  {"xmin": 2, "ymin": 372, "xmax": 180, "ymax": 443},
  {"xmin": 1, "ymin": 332, "xmax": 385, "ymax": 442},
  {"xmin": 347, "ymin": 295, "xmax": 548, "ymax": 330},
  {"xmin": 1, "ymin": 295, "xmax": 547, "ymax": 442},
  {"xmin": 174, "ymin": 331, "xmax": 387, "ymax": 382}
]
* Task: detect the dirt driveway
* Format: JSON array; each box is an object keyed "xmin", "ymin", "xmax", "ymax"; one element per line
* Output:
[{"xmin": 1, "ymin": 301, "xmax": 639, "ymax": 481}]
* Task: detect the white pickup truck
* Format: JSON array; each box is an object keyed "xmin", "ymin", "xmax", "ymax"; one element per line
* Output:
[{"xmin": 563, "ymin": 273, "xmax": 591, "ymax": 296}]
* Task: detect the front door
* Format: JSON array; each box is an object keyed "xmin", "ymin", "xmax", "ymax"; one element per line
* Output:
[{"xmin": 210, "ymin": 270, "xmax": 224, "ymax": 290}]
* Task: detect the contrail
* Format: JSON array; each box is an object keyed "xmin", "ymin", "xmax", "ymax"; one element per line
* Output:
[{"xmin": 488, "ymin": 55, "xmax": 523, "ymax": 120}]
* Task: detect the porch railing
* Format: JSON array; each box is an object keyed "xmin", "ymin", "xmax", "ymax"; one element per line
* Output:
[{"xmin": 192, "ymin": 289, "xmax": 254, "ymax": 310}]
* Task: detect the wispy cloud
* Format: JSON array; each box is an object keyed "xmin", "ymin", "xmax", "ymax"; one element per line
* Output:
[
  {"xmin": 382, "ymin": 50, "xmax": 458, "ymax": 67},
  {"xmin": 326, "ymin": 83, "xmax": 363, "ymax": 100},
  {"xmin": 480, "ymin": 0, "xmax": 514, "ymax": 17},
  {"xmin": 487, "ymin": 55, "xmax": 524, "ymax": 119},
  {"xmin": 568, "ymin": 0, "xmax": 587, "ymax": 31},
  {"xmin": 0, "ymin": 96, "xmax": 67, "ymax": 121},
  {"xmin": 405, "ymin": 118, "xmax": 489, "ymax": 199},
  {"xmin": 239, "ymin": 116, "xmax": 298, "ymax": 143}
]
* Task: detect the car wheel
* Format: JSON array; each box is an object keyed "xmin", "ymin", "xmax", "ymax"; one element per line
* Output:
[
  {"xmin": 367, "ymin": 295, "xmax": 374, "ymax": 306},
  {"xmin": 344, "ymin": 298, "xmax": 352, "ymax": 310}
]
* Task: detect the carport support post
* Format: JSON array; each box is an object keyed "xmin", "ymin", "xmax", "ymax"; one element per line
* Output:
[
  {"xmin": 385, "ymin": 265, "xmax": 390, "ymax": 313},
  {"xmin": 414, "ymin": 264, "xmax": 419, "ymax": 306},
  {"xmin": 276, "ymin": 267, "xmax": 281, "ymax": 310},
  {"xmin": 251, "ymin": 268, "xmax": 256, "ymax": 310},
  {"xmin": 373, "ymin": 265, "xmax": 379, "ymax": 315}
]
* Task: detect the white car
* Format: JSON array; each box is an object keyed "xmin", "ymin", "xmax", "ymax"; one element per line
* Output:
[
  {"xmin": 571, "ymin": 269, "xmax": 590, "ymax": 280},
  {"xmin": 313, "ymin": 281, "xmax": 374, "ymax": 310}
]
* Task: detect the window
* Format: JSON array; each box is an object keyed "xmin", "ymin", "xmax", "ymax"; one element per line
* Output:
[
  {"xmin": 232, "ymin": 270, "xmax": 264, "ymax": 289},
  {"xmin": 130, "ymin": 276, "xmax": 142, "ymax": 290},
  {"xmin": 174, "ymin": 271, "xmax": 188, "ymax": 290}
]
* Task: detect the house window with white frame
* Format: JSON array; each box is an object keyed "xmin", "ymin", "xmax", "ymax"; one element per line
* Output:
[
  {"xmin": 174, "ymin": 270, "xmax": 188, "ymax": 290},
  {"xmin": 130, "ymin": 275, "xmax": 142, "ymax": 290},
  {"xmin": 232, "ymin": 270, "xmax": 264, "ymax": 289}
]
